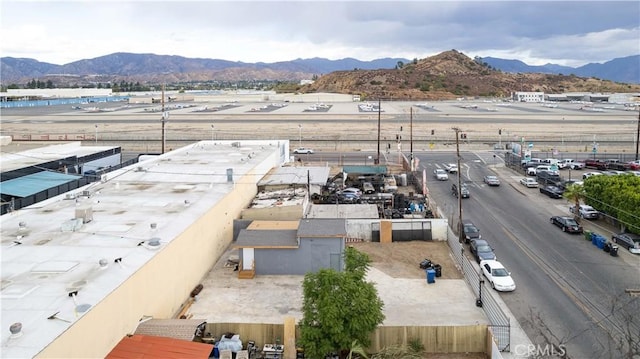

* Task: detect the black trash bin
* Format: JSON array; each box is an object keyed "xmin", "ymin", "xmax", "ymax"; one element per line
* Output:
[
  {"xmin": 603, "ymin": 242, "xmax": 611, "ymax": 252},
  {"xmin": 433, "ymin": 264, "xmax": 442, "ymax": 277},
  {"xmin": 610, "ymin": 244, "xmax": 619, "ymax": 257}
]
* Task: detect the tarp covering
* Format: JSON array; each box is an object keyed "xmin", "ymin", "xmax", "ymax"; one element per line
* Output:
[
  {"xmin": 0, "ymin": 171, "xmax": 81, "ymax": 197},
  {"xmin": 342, "ymin": 165, "xmax": 387, "ymax": 174}
]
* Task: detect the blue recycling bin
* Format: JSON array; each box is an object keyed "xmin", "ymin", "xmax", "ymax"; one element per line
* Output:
[
  {"xmin": 595, "ymin": 234, "xmax": 606, "ymax": 249},
  {"xmin": 591, "ymin": 233, "xmax": 598, "ymax": 246},
  {"xmin": 426, "ymin": 269, "xmax": 436, "ymax": 284}
]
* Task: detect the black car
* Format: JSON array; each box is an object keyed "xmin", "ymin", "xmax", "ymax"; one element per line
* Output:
[
  {"xmin": 462, "ymin": 220, "xmax": 481, "ymax": 244},
  {"xmin": 611, "ymin": 232, "xmax": 640, "ymax": 254},
  {"xmin": 539, "ymin": 185, "xmax": 564, "ymax": 199},
  {"xmin": 550, "ymin": 216, "xmax": 583, "ymax": 233},
  {"xmin": 470, "ymin": 239, "xmax": 496, "ymax": 263}
]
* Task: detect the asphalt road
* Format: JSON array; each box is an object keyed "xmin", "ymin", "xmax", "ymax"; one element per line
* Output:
[{"xmin": 419, "ymin": 151, "xmax": 639, "ymax": 358}]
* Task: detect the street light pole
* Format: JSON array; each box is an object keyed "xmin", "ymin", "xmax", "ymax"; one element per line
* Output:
[
  {"xmin": 453, "ymin": 127, "xmax": 463, "ymax": 243},
  {"xmin": 211, "ymin": 124, "xmax": 214, "ymax": 141},
  {"xmin": 376, "ymin": 98, "xmax": 381, "ymax": 165},
  {"xmin": 636, "ymin": 105, "xmax": 640, "ymax": 161},
  {"xmin": 94, "ymin": 124, "xmax": 98, "ymax": 144},
  {"xmin": 298, "ymin": 124, "xmax": 302, "ymax": 148}
]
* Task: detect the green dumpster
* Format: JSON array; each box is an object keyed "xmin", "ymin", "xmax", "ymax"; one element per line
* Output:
[{"xmin": 584, "ymin": 229, "xmax": 592, "ymax": 241}]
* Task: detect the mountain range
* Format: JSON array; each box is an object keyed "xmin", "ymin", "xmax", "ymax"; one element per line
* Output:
[{"xmin": 1, "ymin": 52, "xmax": 638, "ymax": 86}]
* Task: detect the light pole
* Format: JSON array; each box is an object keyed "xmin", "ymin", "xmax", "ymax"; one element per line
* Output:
[
  {"xmin": 211, "ymin": 124, "xmax": 214, "ymax": 141},
  {"xmin": 635, "ymin": 107, "xmax": 639, "ymax": 161},
  {"xmin": 94, "ymin": 124, "xmax": 98, "ymax": 144},
  {"xmin": 298, "ymin": 124, "xmax": 302, "ymax": 148}
]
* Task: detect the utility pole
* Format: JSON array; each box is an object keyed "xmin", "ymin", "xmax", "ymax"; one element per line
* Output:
[
  {"xmin": 376, "ymin": 98, "xmax": 381, "ymax": 165},
  {"xmin": 636, "ymin": 105, "xmax": 640, "ymax": 161},
  {"xmin": 161, "ymin": 84, "xmax": 166, "ymax": 154},
  {"xmin": 453, "ymin": 127, "xmax": 463, "ymax": 243},
  {"xmin": 410, "ymin": 107, "xmax": 414, "ymax": 171}
]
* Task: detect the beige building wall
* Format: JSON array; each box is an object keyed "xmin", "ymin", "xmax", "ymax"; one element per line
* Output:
[{"xmin": 36, "ymin": 158, "xmax": 280, "ymax": 358}]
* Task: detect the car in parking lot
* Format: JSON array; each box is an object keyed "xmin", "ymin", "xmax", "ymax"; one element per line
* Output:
[
  {"xmin": 483, "ymin": 175, "xmax": 500, "ymax": 186},
  {"xmin": 583, "ymin": 171, "xmax": 602, "ymax": 179},
  {"xmin": 539, "ymin": 185, "xmax": 564, "ymax": 199},
  {"xmin": 470, "ymin": 239, "xmax": 496, "ymax": 263},
  {"xmin": 628, "ymin": 160, "xmax": 640, "ymax": 170},
  {"xmin": 611, "ymin": 232, "xmax": 640, "ymax": 254},
  {"xmin": 434, "ymin": 169, "xmax": 449, "ymax": 181},
  {"xmin": 550, "ymin": 216, "xmax": 583, "ymax": 233},
  {"xmin": 569, "ymin": 204, "xmax": 599, "ymax": 219},
  {"xmin": 462, "ymin": 220, "xmax": 481, "ymax": 244},
  {"xmin": 480, "ymin": 260, "xmax": 516, "ymax": 292},
  {"xmin": 451, "ymin": 183, "xmax": 470, "ymax": 198},
  {"xmin": 293, "ymin": 147, "xmax": 314, "ymax": 154},
  {"xmin": 520, "ymin": 177, "xmax": 539, "ymax": 188}
]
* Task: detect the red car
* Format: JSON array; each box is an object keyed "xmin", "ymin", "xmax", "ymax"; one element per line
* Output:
[{"xmin": 628, "ymin": 160, "xmax": 640, "ymax": 170}]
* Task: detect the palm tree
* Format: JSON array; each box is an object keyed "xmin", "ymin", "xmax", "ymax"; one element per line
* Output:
[
  {"xmin": 347, "ymin": 340, "xmax": 368, "ymax": 359},
  {"xmin": 563, "ymin": 183, "xmax": 585, "ymax": 222}
]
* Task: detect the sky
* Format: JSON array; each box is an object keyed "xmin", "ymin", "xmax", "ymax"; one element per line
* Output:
[{"xmin": 1, "ymin": 0, "xmax": 639, "ymax": 67}]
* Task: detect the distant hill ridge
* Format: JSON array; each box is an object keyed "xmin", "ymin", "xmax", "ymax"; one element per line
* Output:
[{"xmin": 1, "ymin": 51, "xmax": 638, "ymax": 85}]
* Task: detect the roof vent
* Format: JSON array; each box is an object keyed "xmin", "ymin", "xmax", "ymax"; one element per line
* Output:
[
  {"xmin": 231, "ymin": 142, "xmax": 241, "ymax": 147},
  {"xmin": 18, "ymin": 222, "xmax": 27, "ymax": 230},
  {"xmin": 150, "ymin": 223, "xmax": 157, "ymax": 230},
  {"xmin": 9, "ymin": 322, "xmax": 23, "ymax": 339},
  {"xmin": 135, "ymin": 166, "xmax": 145, "ymax": 172},
  {"xmin": 148, "ymin": 237, "xmax": 161, "ymax": 247},
  {"xmin": 99, "ymin": 258, "xmax": 109, "ymax": 269},
  {"xmin": 64, "ymin": 193, "xmax": 76, "ymax": 200},
  {"xmin": 82, "ymin": 190, "xmax": 91, "ymax": 198}
]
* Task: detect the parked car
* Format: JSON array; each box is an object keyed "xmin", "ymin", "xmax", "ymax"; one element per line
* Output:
[
  {"xmin": 526, "ymin": 166, "xmax": 538, "ymax": 176},
  {"xmin": 584, "ymin": 159, "xmax": 608, "ymax": 170},
  {"xmin": 462, "ymin": 220, "xmax": 481, "ymax": 244},
  {"xmin": 483, "ymin": 175, "xmax": 501, "ymax": 186},
  {"xmin": 480, "ymin": 260, "xmax": 516, "ymax": 292},
  {"xmin": 569, "ymin": 204, "xmax": 599, "ymax": 219},
  {"xmin": 550, "ymin": 216, "xmax": 583, "ymax": 233},
  {"xmin": 627, "ymin": 160, "xmax": 640, "ymax": 170},
  {"xmin": 605, "ymin": 159, "xmax": 629, "ymax": 171},
  {"xmin": 362, "ymin": 182, "xmax": 375, "ymax": 194},
  {"xmin": 293, "ymin": 147, "xmax": 314, "ymax": 154},
  {"xmin": 560, "ymin": 159, "xmax": 585, "ymax": 170},
  {"xmin": 443, "ymin": 163, "xmax": 458, "ymax": 173},
  {"xmin": 520, "ymin": 177, "xmax": 539, "ymax": 188},
  {"xmin": 536, "ymin": 171, "xmax": 562, "ymax": 186},
  {"xmin": 535, "ymin": 165, "xmax": 559, "ymax": 176},
  {"xmin": 434, "ymin": 169, "xmax": 449, "ymax": 181},
  {"xmin": 470, "ymin": 239, "xmax": 496, "ymax": 263},
  {"xmin": 539, "ymin": 185, "xmax": 564, "ymax": 199},
  {"xmin": 611, "ymin": 232, "xmax": 640, "ymax": 254},
  {"xmin": 341, "ymin": 187, "xmax": 362, "ymax": 197},
  {"xmin": 583, "ymin": 171, "xmax": 603, "ymax": 179},
  {"xmin": 451, "ymin": 183, "xmax": 470, "ymax": 198}
]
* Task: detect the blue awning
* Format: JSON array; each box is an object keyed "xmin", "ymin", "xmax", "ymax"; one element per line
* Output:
[{"xmin": 0, "ymin": 171, "xmax": 81, "ymax": 197}]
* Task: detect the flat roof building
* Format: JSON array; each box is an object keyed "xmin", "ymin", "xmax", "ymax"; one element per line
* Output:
[{"xmin": 1, "ymin": 140, "xmax": 289, "ymax": 358}]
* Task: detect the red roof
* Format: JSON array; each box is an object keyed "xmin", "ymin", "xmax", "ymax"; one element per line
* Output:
[{"xmin": 106, "ymin": 334, "xmax": 213, "ymax": 359}]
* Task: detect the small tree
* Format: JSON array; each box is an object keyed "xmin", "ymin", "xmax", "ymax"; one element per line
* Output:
[
  {"xmin": 299, "ymin": 247, "xmax": 385, "ymax": 359},
  {"xmin": 562, "ymin": 183, "xmax": 585, "ymax": 222}
]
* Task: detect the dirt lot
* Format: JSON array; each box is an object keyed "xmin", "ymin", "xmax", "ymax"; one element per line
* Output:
[{"xmin": 348, "ymin": 241, "xmax": 463, "ymax": 280}]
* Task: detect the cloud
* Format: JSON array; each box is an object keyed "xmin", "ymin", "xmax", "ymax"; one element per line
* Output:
[{"xmin": 1, "ymin": 1, "xmax": 638, "ymax": 66}]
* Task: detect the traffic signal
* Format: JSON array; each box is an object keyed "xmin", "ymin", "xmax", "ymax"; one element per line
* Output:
[{"xmin": 431, "ymin": 129, "xmax": 435, "ymax": 135}]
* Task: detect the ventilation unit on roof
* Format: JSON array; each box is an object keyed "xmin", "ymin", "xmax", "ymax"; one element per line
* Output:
[
  {"xmin": 82, "ymin": 190, "xmax": 91, "ymax": 198},
  {"xmin": 75, "ymin": 206, "xmax": 93, "ymax": 224},
  {"xmin": 101, "ymin": 174, "xmax": 108, "ymax": 183},
  {"xmin": 135, "ymin": 166, "xmax": 146, "ymax": 172},
  {"xmin": 231, "ymin": 142, "xmax": 241, "ymax": 147},
  {"xmin": 9, "ymin": 323, "xmax": 23, "ymax": 339},
  {"xmin": 64, "ymin": 193, "xmax": 76, "ymax": 200}
]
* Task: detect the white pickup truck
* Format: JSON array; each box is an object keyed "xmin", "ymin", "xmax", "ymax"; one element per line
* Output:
[{"xmin": 560, "ymin": 159, "xmax": 585, "ymax": 170}]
